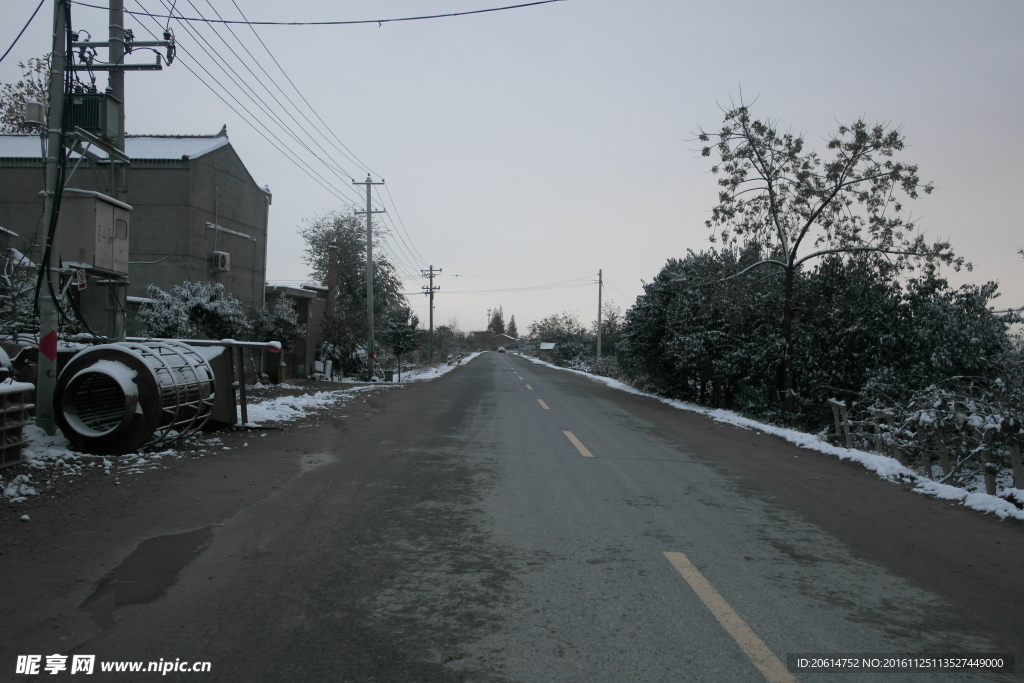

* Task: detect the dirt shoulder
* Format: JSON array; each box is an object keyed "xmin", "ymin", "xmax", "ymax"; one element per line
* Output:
[{"xmin": 0, "ymin": 380, "xmax": 397, "ymax": 655}]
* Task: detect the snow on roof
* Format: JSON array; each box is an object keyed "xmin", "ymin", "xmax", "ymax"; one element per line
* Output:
[
  {"xmin": 0, "ymin": 133, "xmax": 229, "ymax": 160},
  {"xmin": 0, "ymin": 136, "xmax": 41, "ymax": 158},
  {"xmin": 125, "ymin": 135, "xmax": 229, "ymax": 159},
  {"xmin": 539, "ymin": 342, "xmax": 556, "ymax": 350}
]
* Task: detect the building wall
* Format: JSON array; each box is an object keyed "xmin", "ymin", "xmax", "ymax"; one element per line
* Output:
[
  {"xmin": 0, "ymin": 141, "xmax": 269, "ymax": 338},
  {"xmin": 264, "ymin": 286, "xmax": 326, "ymax": 379},
  {"xmin": 0, "ymin": 158, "xmax": 48, "ymax": 257},
  {"xmin": 187, "ymin": 147, "xmax": 269, "ymax": 314}
]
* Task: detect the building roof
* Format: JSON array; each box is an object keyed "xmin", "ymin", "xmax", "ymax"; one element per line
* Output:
[{"xmin": 0, "ymin": 132, "xmax": 230, "ymax": 160}]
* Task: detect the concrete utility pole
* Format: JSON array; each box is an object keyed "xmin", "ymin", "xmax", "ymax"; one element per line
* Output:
[
  {"xmin": 108, "ymin": 0, "xmax": 126, "ymax": 340},
  {"xmin": 421, "ymin": 265, "xmax": 441, "ymax": 362},
  {"xmin": 596, "ymin": 269, "xmax": 603, "ymax": 361},
  {"xmin": 108, "ymin": 0, "xmax": 124, "ymax": 200},
  {"xmin": 352, "ymin": 175, "xmax": 385, "ymax": 379},
  {"xmin": 35, "ymin": 0, "xmax": 70, "ymax": 435},
  {"xmin": 68, "ymin": 2, "xmax": 169, "ymax": 340}
]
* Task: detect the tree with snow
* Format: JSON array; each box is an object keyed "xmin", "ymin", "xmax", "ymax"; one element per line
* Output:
[
  {"xmin": 301, "ymin": 210, "xmax": 406, "ymax": 375},
  {"xmin": 250, "ymin": 297, "xmax": 305, "ymax": 351},
  {"xmin": 0, "ymin": 245, "xmax": 37, "ymax": 336},
  {"xmin": 379, "ymin": 306, "xmax": 420, "ymax": 380},
  {"xmin": 698, "ymin": 98, "xmax": 961, "ymax": 410},
  {"xmin": 138, "ymin": 281, "xmax": 249, "ymax": 340}
]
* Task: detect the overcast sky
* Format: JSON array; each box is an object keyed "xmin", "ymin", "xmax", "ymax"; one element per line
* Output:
[{"xmin": 2, "ymin": 0, "xmax": 1022, "ymax": 334}]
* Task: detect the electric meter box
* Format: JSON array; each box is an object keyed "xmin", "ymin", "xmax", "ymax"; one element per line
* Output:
[{"xmin": 54, "ymin": 189, "xmax": 131, "ymax": 277}]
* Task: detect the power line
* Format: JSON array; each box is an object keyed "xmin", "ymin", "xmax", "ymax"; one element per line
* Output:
[
  {"xmin": 403, "ymin": 277, "xmax": 595, "ymax": 296},
  {"xmin": 0, "ymin": 0, "xmax": 46, "ymax": 65},
  {"xmin": 228, "ymin": 0, "xmax": 375, "ymax": 175},
  {"xmin": 406, "ymin": 225, "xmax": 591, "ymax": 276},
  {"xmin": 449, "ymin": 274, "xmax": 592, "ymax": 280},
  {"xmin": 382, "ymin": 183, "xmax": 429, "ymax": 264},
  {"xmin": 193, "ymin": 0, "xmax": 366, "ymax": 184},
  {"xmin": 154, "ymin": 0, "xmax": 365, "ymax": 204},
  {"xmin": 72, "ymin": 0, "xmax": 567, "ymax": 26},
  {"xmin": 133, "ymin": 2, "xmax": 360, "ymax": 209},
  {"xmin": 373, "ymin": 187, "xmax": 426, "ymax": 270},
  {"xmin": 153, "ymin": 0, "xmax": 431, "ymax": 273}
]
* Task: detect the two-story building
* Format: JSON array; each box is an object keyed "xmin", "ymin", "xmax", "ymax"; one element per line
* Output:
[{"xmin": 0, "ymin": 127, "xmax": 270, "ymax": 336}]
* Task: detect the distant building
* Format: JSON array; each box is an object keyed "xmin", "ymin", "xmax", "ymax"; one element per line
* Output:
[{"xmin": 0, "ymin": 128, "xmax": 270, "ymax": 336}]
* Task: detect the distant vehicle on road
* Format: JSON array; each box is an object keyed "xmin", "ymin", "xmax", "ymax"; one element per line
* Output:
[{"xmin": 498, "ymin": 347, "xmax": 506, "ymax": 353}]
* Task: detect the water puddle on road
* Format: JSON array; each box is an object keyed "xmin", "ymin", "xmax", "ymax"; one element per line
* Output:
[{"xmin": 80, "ymin": 527, "xmax": 213, "ymax": 627}]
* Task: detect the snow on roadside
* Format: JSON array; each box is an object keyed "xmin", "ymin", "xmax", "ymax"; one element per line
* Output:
[
  {"xmin": 243, "ymin": 385, "xmax": 386, "ymax": 426},
  {"xmin": 522, "ymin": 355, "xmax": 1024, "ymax": 521},
  {"xmin": 395, "ymin": 352, "xmax": 482, "ymax": 383},
  {"xmin": 3, "ymin": 357, "xmax": 481, "ymax": 506}
]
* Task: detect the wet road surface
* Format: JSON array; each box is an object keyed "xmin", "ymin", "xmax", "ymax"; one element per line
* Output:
[{"xmin": 4, "ymin": 352, "xmax": 1022, "ymax": 681}]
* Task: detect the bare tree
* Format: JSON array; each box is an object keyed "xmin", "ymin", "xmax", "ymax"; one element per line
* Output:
[{"xmin": 0, "ymin": 56, "xmax": 49, "ymax": 133}]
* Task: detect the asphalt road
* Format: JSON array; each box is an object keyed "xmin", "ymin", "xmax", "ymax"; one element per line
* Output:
[{"xmin": 4, "ymin": 352, "xmax": 1022, "ymax": 682}]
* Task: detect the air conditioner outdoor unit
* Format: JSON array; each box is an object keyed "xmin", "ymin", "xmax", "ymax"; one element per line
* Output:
[{"xmin": 211, "ymin": 251, "xmax": 230, "ymax": 272}]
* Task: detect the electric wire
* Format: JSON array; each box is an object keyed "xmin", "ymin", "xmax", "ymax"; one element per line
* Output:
[
  {"xmin": 154, "ymin": 0, "xmax": 366, "ymax": 205},
  {"xmin": 372, "ymin": 188, "xmax": 427, "ymax": 272},
  {"xmin": 188, "ymin": 0, "xmax": 366, "ymax": 187},
  {"xmin": 72, "ymin": 0, "xmax": 567, "ymax": 27},
  {"xmin": 405, "ymin": 224, "xmax": 591, "ymax": 275},
  {"xmin": 132, "ymin": 2, "xmax": 362, "ymax": 211},
  {"xmin": 382, "ymin": 184, "xmax": 429, "ymax": 264},
  {"xmin": 217, "ymin": 0, "xmax": 432, "ymax": 269},
  {"xmin": 0, "ymin": 0, "xmax": 46, "ymax": 65},
  {"xmin": 400, "ymin": 274, "xmax": 594, "ymax": 296},
  {"xmin": 123, "ymin": 2, "xmax": 570, "ymax": 301},
  {"xmin": 131, "ymin": 2, "xmax": 434, "ymax": 289},
  {"xmin": 228, "ymin": 0, "xmax": 375, "ymax": 175},
  {"xmin": 151, "ymin": 0, "xmax": 431, "ymax": 276},
  {"xmin": 149, "ymin": 0, "xmax": 359, "ymax": 203},
  {"xmin": 401, "ymin": 281, "xmax": 594, "ymax": 296},
  {"xmin": 603, "ymin": 278, "xmax": 634, "ymax": 301}
]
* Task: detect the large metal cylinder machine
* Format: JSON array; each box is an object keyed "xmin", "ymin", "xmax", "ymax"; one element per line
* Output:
[{"xmin": 54, "ymin": 341, "xmax": 215, "ymax": 455}]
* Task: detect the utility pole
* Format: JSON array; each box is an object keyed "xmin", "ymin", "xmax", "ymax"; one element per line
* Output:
[
  {"xmin": 35, "ymin": 0, "xmax": 70, "ymax": 435},
  {"xmin": 352, "ymin": 174, "xmax": 385, "ymax": 379},
  {"xmin": 108, "ymin": 0, "xmax": 126, "ymax": 340},
  {"xmin": 421, "ymin": 265, "xmax": 441, "ymax": 363},
  {"xmin": 69, "ymin": 2, "xmax": 170, "ymax": 340},
  {"xmin": 596, "ymin": 269, "xmax": 603, "ymax": 361},
  {"xmin": 33, "ymin": 0, "xmax": 171, "ymax": 433},
  {"xmin": 108, "ymin": 0, "xmax": 124, "ymax": 200}
]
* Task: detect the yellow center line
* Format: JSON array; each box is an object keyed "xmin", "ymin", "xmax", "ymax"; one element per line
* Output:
[
  {"xmin": 537, "ymin": 399, "xmax": 550, "ymax": 410},
  {"xmin": 663, "ymin": 552, "xmax": 797, "ymax": 683},
  {"xmin": 525, "ymin": 384, "xmax": 532, "ymax": 390},
  {"xmin": 562, "ymin": 431, "xmax": 594, "ymax": 457}
]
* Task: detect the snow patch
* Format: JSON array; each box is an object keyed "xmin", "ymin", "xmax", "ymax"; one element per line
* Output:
[{"xmin": 523, "ymin": 355, "xmax": 1024, "ymax": 521}]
